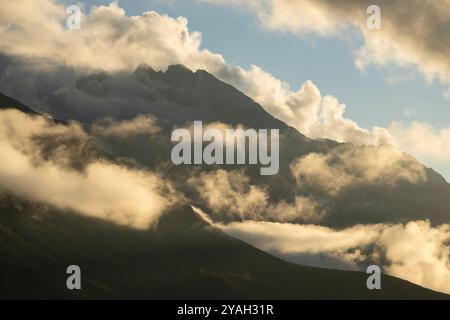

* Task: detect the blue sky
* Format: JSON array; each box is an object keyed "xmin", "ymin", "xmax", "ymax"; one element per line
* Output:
[
  {"xmin": 61, "ymin": 0, "xmax": 450, "ymax": 178},
  {"xmin": 67, "ymin": 0, "xmax": 450, "ymax": 128}
]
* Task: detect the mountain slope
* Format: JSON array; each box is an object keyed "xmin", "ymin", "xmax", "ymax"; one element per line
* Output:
[
  {"xmin": 0, "ymin": 92, "xmax": 37, "ymax": 114},
  {"xmin": 59, "ymin": 64, "xmax": 450, "ymax": 227},
  {"xmin": 0, "ymin": 95, "xmax": 448, "ymax": 299},
  {"xmin": 0, "ymin": 196, "xmax": 447, "ymax": 299}
]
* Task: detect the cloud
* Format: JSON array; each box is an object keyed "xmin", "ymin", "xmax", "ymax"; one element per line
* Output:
[
  {"xmin": 0, "ymin": 1, "xmax": 448, "ymax": 294},
  {"xmin": 290, "ymin": 144, "xmax": 427, "ymax": 195},
  {"xmin": 190, "ymin": 169, "xmax": 326, "ymax": 223},
  {"xmin": 305, "ymin": 95, "xmax": 395, "ymax": 146},
  {"xmin": 215, "ymin": 65, "xmax": 396, "ymax": 147},
  {"xmin": 199, "ymin": 1, "xmax": 450, "ymax": 170},
  {"xmin": 0, "ymin": 109, "xmax": 173, "ymax": 229},
  {"xmin": 445, "ymin": 88, "xmax": 450, "ymax": 100},
  {"xmin": 191, "ymin": 170, "xmax": 268, "ymax": 220},
  {"xmin": 204, "ymin": 0, "xmax": 450, "ymax": 86},
  {"xmin": 377, "ymin": 221, "xmax": 450, "ymax": 294},
  {"xmin": 0, "ymin": 1, "xmax": 216, "ymax": 72},
  {"xmin": 91, "ymin": 114, "xmax": 160, "ymax": 138},
  {"xmin": 194, "ymin": 208, "xmax": 450, "ymax": 294},
  {"xmin": 389, "ymin": 121, "xmax": 450, "ymax": 165},
  {"xmin": 1, "ymin": 0, "xmax": 449, "ymax": 179},
  {"xmin": 0, "ymin": 0, "xmax": 396, "ymax": 147}
]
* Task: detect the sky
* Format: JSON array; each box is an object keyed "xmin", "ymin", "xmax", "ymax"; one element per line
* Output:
[
  {"xmin": 66, "ymin": 0, "xmax": 450, "ymax": 128},
  {"xmin": 1, "ymin": 0, "xmax": 449, "ymax": 295},
  {"xmin": 7, "ymin": 0, "xmax": 450, "ymax": 180}
]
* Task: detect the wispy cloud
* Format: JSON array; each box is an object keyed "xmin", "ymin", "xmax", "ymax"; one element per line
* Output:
[
  {"xmin": 190, "ymin": 169, "xmax": 326, "ymax": 223},
  {"xmin": 291, "ymin": 144, "xmax": 426, "ymax": 196},
  {"xmin": 204, "ymin": 0, "xmax": 450, "ymax": 86},
  {"xmin": 0, "ymin": 109, "xmax": 175, "ymax": 229},
  {"xmin": 194, "ymin": 206, "xmax": 450, "ymax": 294},
  {"xmin": 0, "ymin": 0, "xmax": 397, "ymax": 147}
]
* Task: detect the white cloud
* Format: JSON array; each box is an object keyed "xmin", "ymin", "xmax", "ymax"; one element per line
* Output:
[
  {"xmin": 204, "ymin": 0, "xmax": 450, "ymax": 86},
  {"xmin": 378, "ymin": 221, "xmax": 450, "ymax": 294},
  {"xmin": 195, "ymin": 210, "xmax": 450, "ymax": 294},
  {"xmin": 444, "ymin": 88, "xmax": 450, "ymax": 100},
  {"xmin": 91, "ymin": 114, "xmax": 160, "ymax": 138},
  {"xmin": 0, "ymin": 1, "xmax": 216, "ymax": 72},
  {"xmin": 1, "ymin": 1, "xmax": 450, "ymax": 179},
  {"xmin": 199, "ymin": 0, "xmax": 450, "ymax": 175},
  {"xmin": 0, "ymin": 109, "xmax": 173, "ymax": 229},
  {"xmin": 0, "ymin": 1, "xmax": 449, "ymax": 295},
  {"xmin": 216, "ymin": 66, "xmax": 396, "ymax": 146},
  {"xmin": 290, "ymin": 144, "xmax": 427, "ymax": 195},
  {"xmin": 191, "ymin": 169, "xmax": 326, "ymax": 223},
  {"xmin": 190, "ymin": 169, "xmax": 268, "ymax": 220},
  {"xmin": 0, "ymin": 0, "xmax": 396, "ymax": 147},
  {"xmin": 389, "ymin": 121, "xmax": 450, "ymax": 165}
]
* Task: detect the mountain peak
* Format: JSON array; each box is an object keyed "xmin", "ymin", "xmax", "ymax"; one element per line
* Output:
[
  {"xmin": 165, "ymin": 64, "xmax": 193, "ymax": 77},
  {"xmin": 166, "ymin": 64, "xmax": 193, "ymax": 73},
  {"xmin": 0, "ymin": 93, "xmax": 37, "ymax": 114},
  {"xmin": 135, "ymin": 63, "xmax": 157, "ymax": 74}
]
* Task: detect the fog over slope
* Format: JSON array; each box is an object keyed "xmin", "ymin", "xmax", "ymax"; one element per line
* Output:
[
  {"xmin": 0, "ymin": 64, "xmax": 449, "ymax": 294},
  {"xmin": 0, "ymin": 0, "xmax": 449, "ymax": 297}
]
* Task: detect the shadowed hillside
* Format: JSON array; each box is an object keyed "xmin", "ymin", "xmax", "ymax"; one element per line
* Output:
[
  {"xmin": 0, "ymin": 196, "xmax": 447, "ymax": 299},
  {"xmin": 47, "ymin": 64, "xmax": 450, "ymax": 227},
  {"xmin": 0, "ymin": 80, "xmax": 449, "ymax": 299}
]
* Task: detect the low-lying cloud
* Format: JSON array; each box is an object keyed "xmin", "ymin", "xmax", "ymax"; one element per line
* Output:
[
  {"xmin": 91, "ymin": 114, "xmax": 160, "ymax": 138},
  {"xmin": 194, "ymin": 206, "xmax": 450, "ymax": 294},
  {"xmin": 191, "ymin": 169, "xmax": 326, "ymax": 223},
  {"xmin": 291, "ymin": 144, "xmax": 427, "ymax": 195},
  {"xmin": 0, "ymin": 109, "xmax": 173, "ymax": 229}
]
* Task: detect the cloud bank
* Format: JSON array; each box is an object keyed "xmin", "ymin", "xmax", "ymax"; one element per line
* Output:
[
  {"xmin": 191, "ymin": 169, "xmax": 326, "ymax": 223},
  {"xmin": 1, "ymin": 0, "xmax": 450, "ymax": 174},
  {"xmin": 0, "ymin": 0, "xmax": 396, "ymax": 147},
  {"xmin": 0, "ymin": 1, "xmax": 448, "ymax": 295},
  {"xmin": 194, "ymin": 207, "xmax": 450, "ymax": 294},
  {"xmin": 205, "ymin": 0, "xmax": 450, "ymax": 86},
  {"xmin": 291, "ymin": 144, "xmax": 427, "ymax": 196},
  {"xmin": 201, "ymin": 0, "xmax": 450, "ymax": 178},
  {"xmin": 0, "ymin": 109, "xmax": 173, "ymax": 229},
  {"xmin": 91, "ymin": 114, "xmax": 160, "ymax": 138}
]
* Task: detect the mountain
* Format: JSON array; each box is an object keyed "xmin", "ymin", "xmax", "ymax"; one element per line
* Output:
[
  {"xmin": 0, "ymin": 72, "xmax": 449, "ymax": 299},
  {"xmin": 0, "ymin": 195, "xmax": 447, "ymax": 299},
  {"xmin": 62, "ymin": 64, "xmax": 450, "ymax": 227},
  {"xmin": 0, "ymin": 92, "xmax": 37, "ymax": 114}
]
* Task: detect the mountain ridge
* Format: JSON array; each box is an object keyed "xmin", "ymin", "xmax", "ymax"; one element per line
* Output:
[
  {"xmin": 0, "ymin": 74, "xmax": 449, "ymax": 298},
  {"xmin": 0, "ymin": 193, "xmax": 447, "ymax": 299}
]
